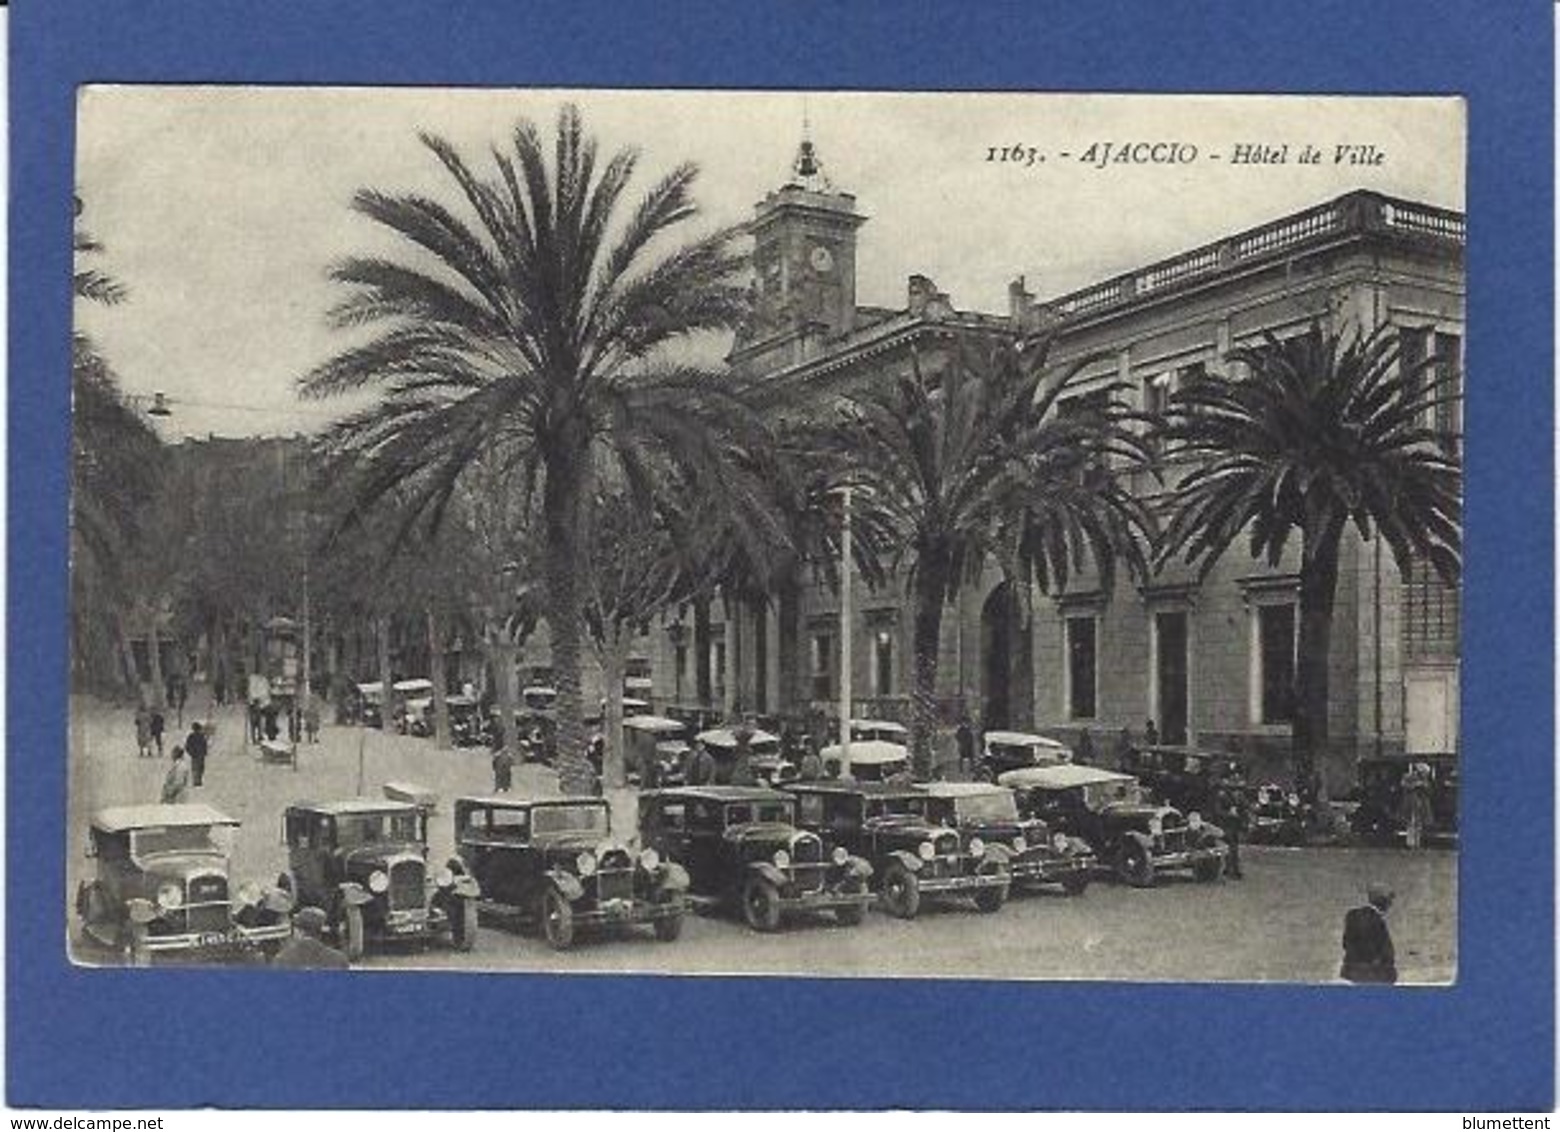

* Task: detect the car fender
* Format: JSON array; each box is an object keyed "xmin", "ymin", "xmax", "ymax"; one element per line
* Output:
[
  {"xmin": 657, "ymin": 862, "xmax": 690, "ymax": 893},
  {"xmin": 843, "ymin": 856, "xmax": 874, "ymax": 881},
  {"xmin": 980, "ymin": 843, "xmax": 1012, "ymax": 868},
  {"xmin": 126, "ymin": 897, "xmax": 157, "ymax": 925},
  {"xmin": 886, "ymin": 849, "xmax": 924, "ymax": 874},
  {"xmin": 748, "ymin": 862, "xmax": 788, "ymax": 889},
  {"xmin": 1123, "ymin": 830, "xmax": 1155, "ymax": 853},
  {"xmin": 338, "ymin": 882, "xmax": 374, "ymax": 907},
  {"xmin": 1066, "ymin": 836, "xmax": 1094, "ymax": 857},
  {"xmin": 544, "ymin": 870, "xmax": 585, "ymax": 903},
  {"xmin": 1200, "ymin": 821, "xmax": 1226, "ymax": 842},
  {"xmin": 450, "ymin": 875, "xmax": 480, "ymax": 900}
]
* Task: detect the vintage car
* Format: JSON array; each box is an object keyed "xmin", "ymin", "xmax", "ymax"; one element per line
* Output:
[
  {"xmin": 1350, "ymin": 752, "xmax": 1459, "ymax": 844},
  {"xmin": 695, "ymin": 727, "xmax": 797, "ymax": 787},
  {"xmin": 999, "ymin": 764, "xmax": 1228, "ymax": 887},
  {"xmin": 1121, "ymin": 745, "xmax": 1250, "ymax": 817},
  {"xmin": 278, "ymin": 799, "xmax": 480, "ymax": 959},
  {"xmin": 521, "ymin": 684, "xmax": 559, "ymax": 713},
  {"xmin": 356, "ymin": 681, "xmax": 385, "ymax": 728},
  {"xmin": 450, "ymin": 796, "xmax": 687, "ymax": 949},
  {"xmin": 446, "ymin": 695, "xmax": 485, "ymax": 747},
  {"xmin": 403, "ymin": 695, "xmax": 434, "ymax": 737},
  {"xmin": 1248, "ymin": 782, "xmax": 1312, "ymax": 845},
  {"xmin": 921, "ymin": 781, "xmax": 1095, "ymax": 894},
  {"xmin": 819, "ymin": 739, "xmax": 911, "ymax": 783},
  {"xmin": 785, "ymin": 782, "xmax": 1011, "ymax": 917},
  {"xmin": 850, "ymin": 718, "xmax": 910, "ymax": 745},
  {"xmin": 76, "ymin": 804, "xmax": 293, "ymax": 965},
  {"xmin": 623, "ymin": 715, "xmax": 691, "ymax": 788},
  {"xmin": 391, "ymin": 679, "xmax": 435, "ymax": 733},
  {"xmin": 663, "ymin": 704, "xmax": 725, "ymax": 735},
  {"xmin": 638, "ymin": 786, "xmax": 873, "ymax": 931},
  {"xmin": 976, "ymin": 730, "xmax": 1072, "ymax": 781}
]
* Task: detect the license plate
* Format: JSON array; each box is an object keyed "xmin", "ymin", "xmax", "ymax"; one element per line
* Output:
[
  {"xmin": 391, "ymin": 921, "xmax": 422, "ymax": 934},
  {"xmin": 198, "ymin": 931, "xmax": 234, "ymax": 947}
]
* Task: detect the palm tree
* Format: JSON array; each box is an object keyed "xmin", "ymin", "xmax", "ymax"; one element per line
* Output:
[
  {"xmin": 301, "ymin": 105, "xmax": 764, "ymax": 793},
  {"xmin": 832, "ymin": 336, "xmax": 1155, "ymax": 775},
  {"xmin": 1157, "ymin": 322, "xmax": 1461, "ymax": 791}
]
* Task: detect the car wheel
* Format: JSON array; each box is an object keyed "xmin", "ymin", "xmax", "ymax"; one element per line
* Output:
[
  {"xmin": 451, "ymin": 897, "xmax": 478, "ymax": 952},
  {"xmin": 540, "ymin": 886, "xmax": 575, "ymax": 950},
  {"xmin": 341, "ymin": 903, "xmax": 366, "ymax": 961},
  {"xmin": 972, "ymin": 878, "xmax": 1008, "ymax": 914},
  {"xmin": 880, "ymin": 863, "xmax": 921, "ymax": 920},
  {"xmin": 834, "ymin": 877, "xmax": 868, "ymax": 926},
  {"xmin": 1060, "ymin": 872, "xmax": 1091, "ymax": 896},
  {"xmin": 1115, "ymin": 842, "xmax": 1155, "ymax": 888},
  {"xmin": 1193, "ymin": 854, "xmax": 1225, "ymax": 883},
  {"xmin": 740, "ymin": 876, "xmax": 782, "ymax": 933}
]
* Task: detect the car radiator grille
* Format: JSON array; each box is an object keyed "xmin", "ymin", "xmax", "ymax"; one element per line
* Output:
[
  {"xmin": 595, "ymin": 868, "xmax": 634, "ymax": 903},
  {"xmin": 389, "ymin": 860, "xmax": 425, "ymax": 911},
  {"xmin": 184, "ymin": 903, "xmax": 231, "ymax": 933},
  {"xmin": 788, "ymin": 863, "xmax": 826, "ymax": 894},
  {"xmin": 1160, "ymin": 828, "xmax": 1188, "ymax": 853}
]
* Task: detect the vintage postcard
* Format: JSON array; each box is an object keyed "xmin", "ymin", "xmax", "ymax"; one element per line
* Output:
[{"xmin": 69, "ymin": 86, "xmax": 1463, "ymax": 985}]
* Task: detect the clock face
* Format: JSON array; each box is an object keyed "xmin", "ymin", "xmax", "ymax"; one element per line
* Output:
[{"xmin": 809, "ymin": 244, "xmax": 835, "ymax": 273}]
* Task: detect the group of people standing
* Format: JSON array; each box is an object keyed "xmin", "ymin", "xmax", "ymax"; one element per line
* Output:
[{"xmin": 155, "ymin": 720, "xmax": 210, "ymax": 804}]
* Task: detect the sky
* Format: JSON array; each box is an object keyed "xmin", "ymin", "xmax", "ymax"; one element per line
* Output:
[{"xmin": 74, "ymin": 87, "xmax": 1464, "ymax": 440}]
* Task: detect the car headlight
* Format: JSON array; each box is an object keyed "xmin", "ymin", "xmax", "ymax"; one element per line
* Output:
[
  {"xmin": 1188, "ymin": 812, "xmax": 1203, "ymax": 831},
  {"xmin": 435, "ymin": 866, "xmax": 455, "ymax": 888},
  {"xmin": 1012, "ymin": 836, "xmax": 1027, "ymax": 855},
  {"xmin": 918, "ymin": 841, "xmax": 935, "ymax": 861},
  {"xmin": 236, "ymin": 881, "xmax": 262, "ymax": 907},
  {"xmin": 638, "ymin": 848, "xmax": 660, "ymax": 871},
  {"xmin": 368, "ymin": 870, "xmax": 390, "ymax": 894},
  {"xmin": 1149, "ymin": 816, "xmax": 1163, "ymax": 837},
  {"xmin": 156, "ymin": 882, "xmax": 183, "ymax": 911},
  {"xmin": 832, "ymin": 846, "xmax": 849, "ymax": 866},
  {"xmin": 772, "ymin": 849, "xmax": 791, "ymax": 870},
  {"xmin": 1287, "ymin": 792, "xmax": 1301, "ymax": 808},
  {"xmin": 969, "ymin": 837, "xmax": 985, "ymax": 857},
  {"xmin": 1051, "ymin": 832, "xmax": 1069, "ymax": 853},
  {"xmin": 576, "ymin": 852, "xmax": 597, "ymax": 877}
]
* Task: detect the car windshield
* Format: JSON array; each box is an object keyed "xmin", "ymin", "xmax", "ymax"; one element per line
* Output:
[
  {"xmin": 1086, "ymin": 780, "xmax": 1144, "ymax": 808},
  {"xmin": 336, "ymin": 811, "xmax": 422, "ymax": 846},
  {"xmin": 725, "ymin": 801, "xmax": 792, "ymax": 825},
  {"xmin": 954, "ymin": 792, "xmax": 1019, "ymax": 822},
  {"xmin": 866, "ymin": 795, "xmax": 928, "ymax": 819},
  {"xmin": 531, "ymin": 804, "xmax": 608, "ymax": 836},
  {"xmin": 130, "ymin": 824, "xmax": 228, "ymax": 857},
  {"xmin": 748, "ymin": 739, "xmax": 781, "ymax": 758},
  {"xmin": 990, "ymin": 742, "xmax": 1044, "ymax": 764}
]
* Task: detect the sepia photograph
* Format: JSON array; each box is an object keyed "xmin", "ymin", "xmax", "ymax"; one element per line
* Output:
[{"xmin": 68, "ymin": 86, "xmax": 1464, "ymax": 984}]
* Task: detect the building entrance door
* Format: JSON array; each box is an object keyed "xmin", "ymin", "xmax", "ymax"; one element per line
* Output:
[
  {"xmin": 1155, "ymin": 611, "xmax": 1189, "ymax": 745},
  {"xmin": 1405, "ymin": 666, "xmax": 1458, "ymax": 754},
  {"xmin": 981, "ymin": 584, "xmax": 1013, "ymax": 731}
]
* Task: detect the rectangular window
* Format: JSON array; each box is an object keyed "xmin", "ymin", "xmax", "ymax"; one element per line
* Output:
[
  {"xmin": 1067, "ymin": 616, "xmax": 1098, "ymax": 720},
  {"xmin": 1432, "ymin": 331, "xmax": 1461, "ymax": 455},
  {"xmin": 809, "ymin": 633, "xmax": 833, "ymax": 701},
  {"xmin": 872, "ymin": 630, "xmax": 894, "ymax": 697},
  {"xmin": 1144, "ymin": 371, "xmax": 1173, "ymax": 417},
  {"xmin": 1258, "ymin": 603, "xmax": 1296, "ymax": 725},
  {"xmin": 711, "ymin": 640, "xmax": 726, "ymax": 702}
]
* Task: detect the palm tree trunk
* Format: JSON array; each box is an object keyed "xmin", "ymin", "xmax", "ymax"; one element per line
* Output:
[
  {"xmin": 114, "ymin": 610, "xmax": 141, "ymax": 701},
  {"xmin": 487, "ymin": 633, "xmax": 521, "ymax": 760},
  {"xmin": 693, "ymin": 596, "xmax": 713, "ymax": 706},
  {"xmin": 777, "ymin": 575, "xmax": 802, "ymax": 713},
  {"xmin": 147, "ymin": 611, "xmax": 166, "ymax": 710},
  {"xmin": 599, "ymin": 629, "xmax": 630, "ymax": 790},
  {"xmin": 427, "ymin": 608, "xmax": 450, "ymax": 750},
  {"xmin": 376, "ymin": 613, "xmax": 393, "ymax": 733},
  {"xmin": 1293, "ymin": 516, "xmax": 1344, "ymax": 801},
  {"xmin": 543, "ymin": 452, "xmax": 593, "ymax": 795},
  {"xmin": 910, "ymin": 545, "xmax": 951, "ymax": 778}
]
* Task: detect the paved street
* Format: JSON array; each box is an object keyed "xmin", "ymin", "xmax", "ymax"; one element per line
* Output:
[{"xmin": 68, "ymin": 692, "xmax": 1457, "ymax": 984}]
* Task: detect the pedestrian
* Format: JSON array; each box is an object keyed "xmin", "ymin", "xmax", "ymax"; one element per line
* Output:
[
  {"xmin": 686, "ymin": 741, "xmax": 716, "ymax": 786},
  {"xmin": 955, "ymin": 715, "xmax": 975, "ymax": 776},
  {"xmin": 304, "ymin": 697, "xmax": 321, "ymax": 744},
  {"xmin": 1113, "ymin": 726, "xmax": 1134, "ymax": 772},
  {"xmin": 729, "ymin": 723, "xmax": 757, "ymax": 787},
  {"xmin": 1075, "ymin": 728, "xmax": 1094, "ymax": 765},
  {"xmin": 1340, "ymin": 883, "xmax": 1398, "ymax": 984},
  {"xmin": 149, "ymin": 706, "xmax": 166, "ymax": 757},
  {"xmin": 248, "ymin": 700, "xmax": 264, "ymax": 743},
  {"xmin": 213, "ymin": 672, "xmax": 227, "ymax": 707},
  {"xmin": 797, "ymin": 747, "xmax": 823, "ymax": 782},
  {"xmin": 1143, "ymin": 719, "xmax": 1159, "ymax": 748},
  {"xmin": 1214, "ymin": 778, "xmax": 1247, "ymax": 879},
  {"xmin": 1401, "ymin": 761, "xmax": 1432, "ymax": 850},
  {"xmin": 263, "ymin": 703, "xmax": 280, "ymax": 742},
  {"xmin": 492, "ymin": 745, "xmax": 515, "ymax": 793},
  {"xmin": 160, "ymin": 745, "xmax": 192, "ymax": 804},
  {"xmin": 185, "ymin": 722, "xmax": 209, "ymax": 788},
  {"xmin": 134, "ymin": 704, "xmax": 153, "ymax": 759},
  {"xmin": 270, "ymin": 906, "xmax": 350, "ymax": 971}
]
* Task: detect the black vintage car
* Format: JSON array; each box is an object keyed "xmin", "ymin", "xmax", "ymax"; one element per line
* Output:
[
  {"xmin": 446, "ymin": 695, "xmax": 485, "ymax": 747},
  {"xmin": 76, "ymin": 804, "xmax": 293, "ymax": 965},
  {"xmin": 1350, "ymin": 753, "xmax": 1459, "ymax": 845},
  {"xmin": 785, "ymin": 782, "xmax": 1011, "ymax": 917},
  {"xmin": 1248, "ymin": 782, "xmax": 1311, "ymax": 845},
  {"xmin": 279, "ymin": 799, "xmax": 480, "ymax": 959},
  {"xmin": 449, "ymin": 796, "xmax": 687, "ymax": 949},
  {"xmin": 637, "ymin": 786, "xmax": 873, "ymax": 932},
  {"xmin": 999, "ymin": 765, "xmax": 1227, "ymax": 887},
  {"xmin": 1121, "ymin": 745, "xmax": 1249, "ymax": 815},
  {"xmin": 921, "ymin": 782, "xmax": 1095, "ymax": 895}
]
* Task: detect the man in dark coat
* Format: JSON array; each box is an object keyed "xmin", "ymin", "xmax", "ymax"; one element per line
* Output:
[
  {"xmin": 1340, "ymin": 883, "xmax": 1398, "ymax": 984},
  {"xmin": 185, "ymin": 722, "xmax": 209, "ymax": 788},
  {"xmin": 149, "ymin": 707, "xmax": 166, "ymax": 757},
  {"xmin": 1212, "ymin": 779, "xmax": 1248, "ymax": 879},
  {"xmin": 955, "ymin": 716, "xmax": 975, "ymax": 775},
  {"xmin": 271, "ymin": 907, "xmax": 350, "ymax": 971}
]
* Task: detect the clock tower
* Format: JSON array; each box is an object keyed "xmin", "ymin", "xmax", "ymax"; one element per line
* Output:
[{"xmin": 732, "ymin": 133, "xmax": 866, "ymax": 373}]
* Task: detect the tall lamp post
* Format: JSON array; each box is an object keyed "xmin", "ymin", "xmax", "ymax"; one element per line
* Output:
[{"xmin": 836, "ymin": 486, "xmax": 853, "ymax": 778}]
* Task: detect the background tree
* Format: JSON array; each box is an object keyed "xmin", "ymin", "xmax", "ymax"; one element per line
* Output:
[
  {"xmin": 830, "ymin": 337, "xmax": 1154, "ymax": 775},
  {"xmin": 301, "ymin": 104, "xmax": 759, "ymax": 793},
  {"xmin": 1157, "ymin": 322, "xmax": 1461, "ymax": 792}
]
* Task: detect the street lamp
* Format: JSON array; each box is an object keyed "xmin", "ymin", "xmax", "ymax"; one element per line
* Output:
[{"xmin": 832, "ymin": 485, "xmax": 855, "ymax": 778}]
